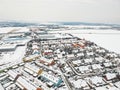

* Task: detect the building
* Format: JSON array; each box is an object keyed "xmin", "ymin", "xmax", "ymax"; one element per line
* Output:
[
  {"xmin": 72, "ymin": 79, "xmax": 90, "ymax": 89},
  {"xmin": 39, "ymin": 57, "xmax": 55, "ymax": 66},
  {"xmin": 88, "ymin": 76, "xmax": 106, "ymax": 87},
  {"xmin": 24, "ymin": 63, "xmax": 43, "ymax": 75},
  {"xmin": 23, "ymin": 54, "xmax": 40, "ymax": 62},
  {"xmin": 7, "ymin": 70, "xmax": 42, "ymax": 90},
  {"xmin": 39, "ymin": 71, "xmax": 62, "ymax": 87},
  {"xmin": 0, "ymin": 44, "xmax": 16, "ymax": 51},
  {"xmin": 104, "ymin": 73, "xmax": 117, "ymax": 81}
]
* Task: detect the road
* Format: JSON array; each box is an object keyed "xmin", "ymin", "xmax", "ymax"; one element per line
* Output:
[
  {"xmin": 59, "ymin": 67, "xmax": 73, "ymax": 90},
  {"xmin": 66, "ymin": 60, "xmax": 120, "ymax": 78},
  {"xmin": 35, "ymin": 60, "xmax": 73, "ymax": 90},
  {"xmin": 66, "ymin": 60, "xmax": 101, "ymax": 78}
]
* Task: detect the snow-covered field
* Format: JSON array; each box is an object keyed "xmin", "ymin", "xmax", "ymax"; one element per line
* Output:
[
  {"xmin": 49, "ymin": 29, "xmax": 120, "ymax": 54},
  {"xmin": 0, "ymin": 27, "xmax": 29, "ymax": 34},
  {"xmin": 0, "ymin": 46, "xmax": 26, "ymax": 65},
  {"xmin": 74, "ymin": 33, "xmax": 120, "ymax": 54}
]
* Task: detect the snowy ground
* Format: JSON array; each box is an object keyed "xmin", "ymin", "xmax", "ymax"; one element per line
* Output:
[
  {"xmin": 0, "ymin": 27, "xmax": 29, "ymax": 34},
  {"xmin": 73, "ymin": 33, "xmax": 120, "ymax": 54},
  {"xmin": 0, "ymin": 46, "xmax": 26, "ymax": 65},
  {"xmin": 49, "ymin": 29, "xmax": 120, "ymax": 54},
  {"xmin": 0, "ymin": 27, "xmax": 120, "ymax": 54}
]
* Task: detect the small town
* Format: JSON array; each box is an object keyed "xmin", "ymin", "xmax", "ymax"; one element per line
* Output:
[{"xmin": 0, "ymin": 27, "xmax": 120, "ymax": 90}]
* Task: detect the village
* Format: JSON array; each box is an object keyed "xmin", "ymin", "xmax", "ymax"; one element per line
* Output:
[{"xmin": 0, "ymin": 27, "xmax": 120, "ymax": 90}]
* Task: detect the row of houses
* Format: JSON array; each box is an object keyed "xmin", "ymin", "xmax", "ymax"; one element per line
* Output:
[{"xmin": 7, "ymin": 70, "xmax": 43, "ymax": 90}]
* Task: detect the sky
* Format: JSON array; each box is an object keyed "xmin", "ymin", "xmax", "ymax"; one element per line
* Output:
[{"xmin": 0, "ymin": 0, "xmax": 120, "ymax": 24}]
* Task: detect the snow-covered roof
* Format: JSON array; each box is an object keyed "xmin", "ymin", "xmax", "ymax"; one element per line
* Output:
[
  {"xmin": 89, "ymin": 76, "xmax": 105, "ymax": 85},
  {"xmin": 95, "ymin": 57, "xmax": 104, "ymax": 62},
  {"xmin": 40, "ymin": 57, "xmax": 54, "ymax": 63},
  {"xmin": 97, "ymin": 49, "xmax": 105, "ymax": 53},
  {"xmin": 13, "ymin": 27, "xmax": 30, "ymax": 33},
  {"xmin": 0, "ymin": 27, "xmax": 22, "ymax": 34},
  {"xmin": 16, "ymin": 76, "xmax": 36, "ymax": 90},
  {"xmin": 54, "ymin": 33, "xmax": 72, "ymax": 39},
  {"xmin": 5, "ymin": 84, "xmax": 17, "ymax": 90},
  {"xmin": 92, "ymin": 64, "xmax": 102, "ymax": 70},
  {"xmin": 103, "ymin": 62, "xmax": 112, "ymax": 67},
  {"xmin": 24, "ymin": 54, "xmax": 40, "ymax": 61},
  {"xmin": 40, "ymin": 71, "xmax": 61, "ymax": 84},
  {"xmin": 33, "ymin": 50, "xmax": 40, "ymax": 54},
  {"xmin": 24, "ymin": 63, "xmax": 40, "ymax": 74},
  {"xmin": 73, "ymin": 79, "xmax": 88, "ymax": 88},
  {"xmin": 105, "ymin": 73, "xmax": 116, "ymax": 80},
  {"xmin": 0, "ymin": 44, "xmax": 16, "ymax": 50},
  {"xmin": 44, "ymin": 50, "xmax": 53, "ymax": 53},
  {"xmin": 67, "ymin": 54, "xmax": 74, "ymax": 58},
  {"xmin": 77, "ymin": 53, "xmax": 84, "ymax": 56},
  {"xmin": 24, "ymin": 68, "xmax": 34, "ymax": 75},
  {"xmin": 79, "ymin": 66, "xmax": 90, "ymax": 72},
  {"xmin": 7, "ymin": 70, "xmax": 37, "ymax": 90},
  {"xmin": 87, "ymin": 52, "xmax": 94, "ymax": 56},
  {"xmin": 84, "ymin": 58, "xmax": 93, "ymax": 63},
  {"xmin": 7, "ymin": 70, "xmax": 19, "ymax": 79},
  {"xmin": 72, "ymin": 60, "xmax": 81, "ymax": 64},
  {"xmin": 32, "ymin": 45, "xmax": 39, "ymax": 49},
  {"xmin": 106, "ymin": 53, "xmax": 117, "ymax": 57}
]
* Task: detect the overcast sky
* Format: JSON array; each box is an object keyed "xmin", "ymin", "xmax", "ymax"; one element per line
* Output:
[{"xmin": 0, "ymin": 0, "xmax": 120, "ymax": 24}]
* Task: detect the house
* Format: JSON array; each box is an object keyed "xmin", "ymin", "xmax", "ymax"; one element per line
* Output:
[
  {"xmin": 39, "ymin": 71, "xmax": 62, "ymax": 87},
  {"xmin": 39, "ymin": 57, "xmax": 55, "ymax": 66},
  {"xmin": 23, "ymin": 54, "xmax": 40, "ymax": 62},
  {"xmin": 96, "ymin": 49, "xmax": 106, "ymax": 54},
  {"xmin": 104, "ymin": 73, "xmax": 117, "ymax": 81},
  {"xmin": 79, "ymin": 65, "xmax": 92, "ymax": 74},
  {"xmin": 32, "ymin": 45, "xmax": 39, "ymax": 50},
  {"xmin": 32, "ymin": 49, "xmax": 40, "ymax": 55},
  {"xmin": 72, "ymin": 60, "xmax": 81, "ymax": 66},
  {"xmin": 84, "ymin": 58, "xmax": 93, "ymax": 64},
  {"xmin": 92, "ymin": 64, "xmax": 103, "ymax": 72},
  {"xmin": 103, "ymin": 62, "xmax": 112, "ymax": 68},
  {"xmin": 0, "ymin": 44, "xmax": 17, "ymax": 51},
  {"xmin": 95, "ymin": 57, "xmax": 104, "ymax": 63},
  {"xmin": 7, "ymin": 70, "xmax": 41, "ymax": 90},
  {"xmin": 106, "ymin": 53, "xmax": 117, "ymax": 58},
  {"xmin": 67, "ymin": 54, "xmax": 74, "ymax": 58},
  {"xmin": 77, "ymin": 52, "xmax": 84, "ymax": 57},
  {"xmin": 5, "ymin": 83, "xmax": 19, "ymax": 90},
  {"xmin": 88, "ymin": 76, "xmax": 106, "ymax": 87},
  {"xmin": 43, "ymin": 50, "xmax": 53, "ymax": 55},
  {"xmin": 24, "ymin": 64, "xmax": 43, "ymax": 75},
  {"xmin": 72, "ymin": 42, "xmax": 85, "ymax": 48},
  {"xmin": 72, "ymin": 79, "xmax": 90, "ymax": 89},
  {"xmin": 87, "ymin": 52, "xmax": 94, "ymax": 56}
]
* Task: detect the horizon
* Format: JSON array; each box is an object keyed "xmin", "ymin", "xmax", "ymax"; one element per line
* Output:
[{"xmin": 0, "ymin": 21, "xmax": 120, "ymax": 26}]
